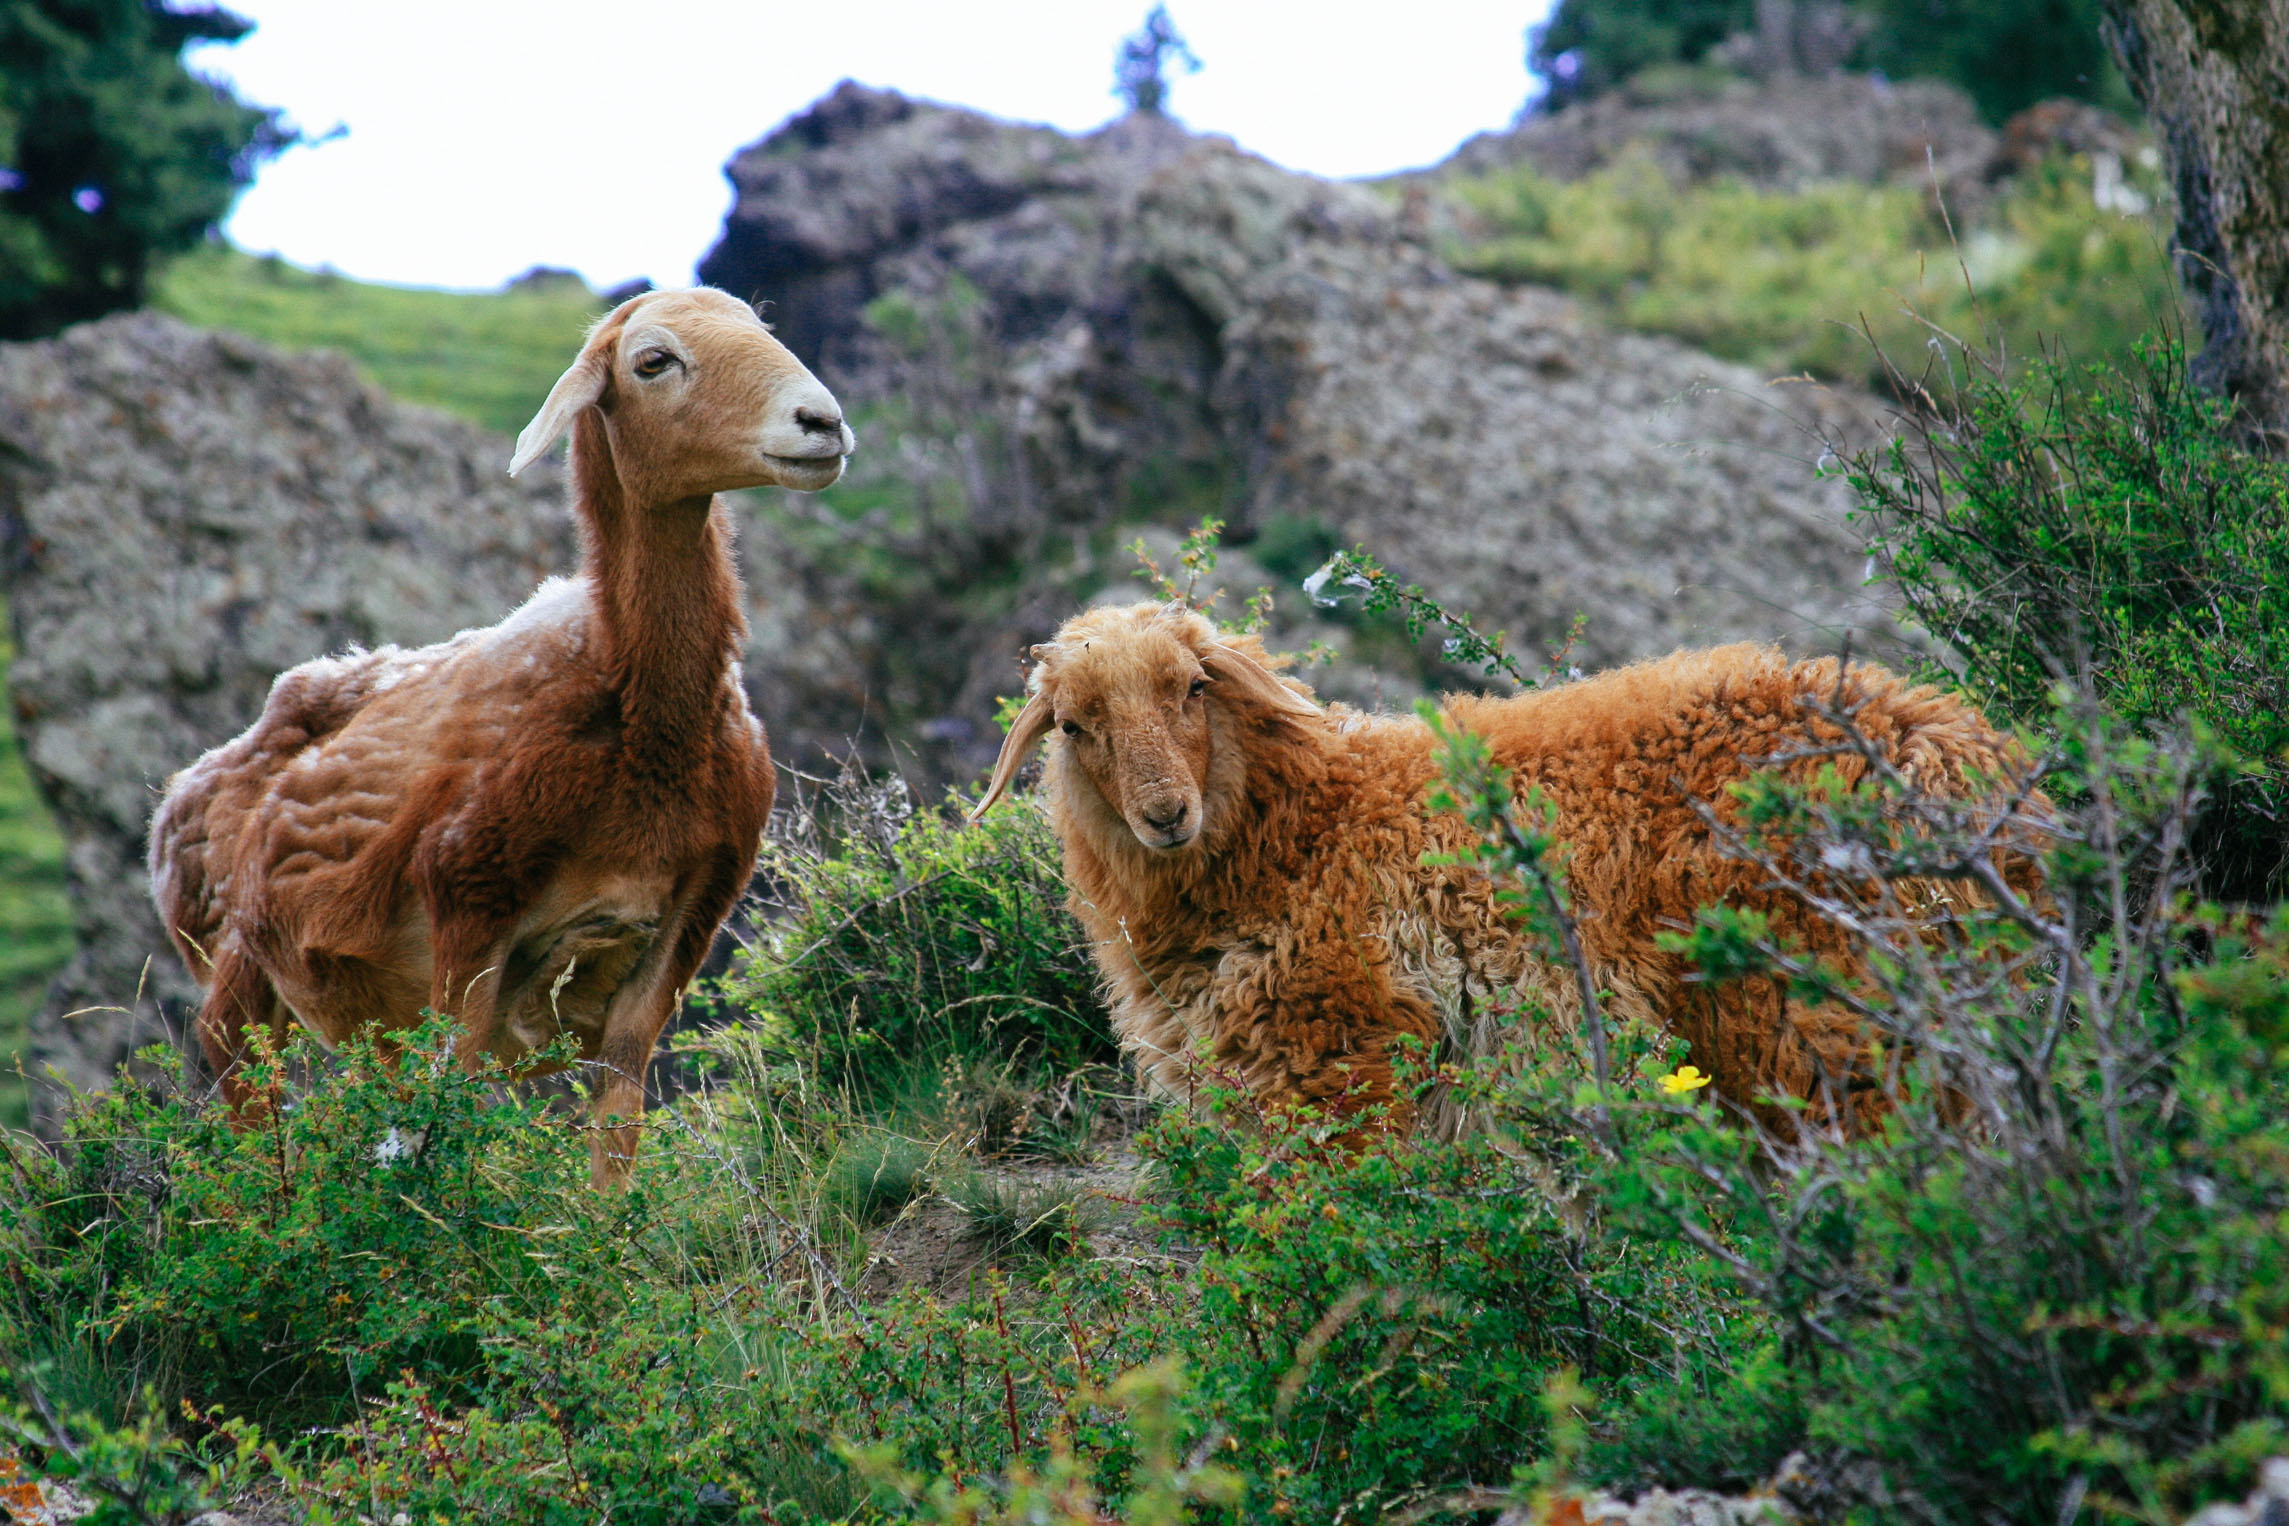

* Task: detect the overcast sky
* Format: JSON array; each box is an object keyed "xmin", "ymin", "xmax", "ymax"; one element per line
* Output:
[{"xmin": 188, "ymin": 1, "xmax": 1555, "ymax": 293}]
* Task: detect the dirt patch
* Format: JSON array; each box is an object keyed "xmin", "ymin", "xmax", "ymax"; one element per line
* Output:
[{"xmin": 857, "ymin": 1130, "xmax": 1194, "ymax": 1301}]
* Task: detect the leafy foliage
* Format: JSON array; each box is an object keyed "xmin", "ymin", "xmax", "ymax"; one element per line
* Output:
[
  {"xmin": 1397, "ymin": 599, "xmax": 2289, "ymax": 1518},
  {"xmin": 0, "ymin": 0, "xmax": 288, "ymax": 339},
  {"xmin": 1855, "ymin": 0, "xmax": 2134, "ymax": 124},
  {"xmin": 1529, "ymin": 0, "xmax": 2129, "ymax": 121},
  {"xmin": 717, "ymin": 768, "xmax": 1114, "ymax": 1096},
  {"xmin": 1851, "ymin": 336, "xmax": 2289, "ymax": 899},
  {"xmin": 1583, "ymin": 710, "xmax": 2289, "ymax": 1522},
  {"xmin": 1141, "ymin": 1063, "xmax": 1733, "ymax": 1523},
  {"xmin": 0, "ymin": 1002, "xmax": 1706, "ymax": 1522},
  {"xmin": 1530, "ymin": 0, "xmax": 1753, "ymax": 112},
  {"xmin": 2, "ymin": 1018, "xmax": 608, "ymax": 1429}
]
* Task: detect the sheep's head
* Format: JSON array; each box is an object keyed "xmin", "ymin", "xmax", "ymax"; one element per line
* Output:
[
  {"xmin": 971, "ymin": 602, "xmax": 1321, "ymax": 854},
  {"xmin": 507, "ymin": 286, "xmax": 855, "ymax": 498}
]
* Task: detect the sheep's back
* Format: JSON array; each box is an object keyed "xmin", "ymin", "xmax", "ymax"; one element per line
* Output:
[
  {"xmin": 148, "ymin": 578, "xmax": 601, "ymax": 967},
  {"xmin": 1441, "ymin": 645, "xmax": 2025, "ymax": 1119}
]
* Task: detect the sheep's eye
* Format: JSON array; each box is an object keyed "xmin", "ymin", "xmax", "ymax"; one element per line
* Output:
[
  {"xmin": 1060, "ymin": 720, "xmax": 1082, "ymax": 738},
  {"xmin": 1187, "ymin": 676, "xmax": 1206, "ymax": 699},
  {"xmin": 633, "ymin": 350, "xmax": 679, "ymax": 378}
]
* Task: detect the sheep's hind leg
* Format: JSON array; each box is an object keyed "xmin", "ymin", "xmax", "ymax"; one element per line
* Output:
[{"xmin": 196, "ymin": 942, "xmax": 293, "ymax": 1119}]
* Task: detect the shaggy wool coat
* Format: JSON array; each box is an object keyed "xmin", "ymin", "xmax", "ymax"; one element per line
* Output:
[{"xmin": 1011, "ymin": 612, "xmax": 2032, "ymax": 1134}]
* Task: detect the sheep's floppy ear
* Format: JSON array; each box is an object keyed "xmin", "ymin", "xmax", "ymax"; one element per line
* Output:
[
  {"xmin": 969, "ymin": 690, "xmax": 1057, "ymax": 823},
  {"xmin": 509, "ymin": 338, "xmax": 614, "ymax": 476},
  {"xmin": 1202, "ymin": 641, "xmax": 1322, "ymax": 720}
]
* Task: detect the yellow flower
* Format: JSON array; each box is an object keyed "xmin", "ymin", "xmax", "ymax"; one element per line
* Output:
[{"xmin": 1658, "ymin": 1065, "xmax": 1713, "ymax": 1095}]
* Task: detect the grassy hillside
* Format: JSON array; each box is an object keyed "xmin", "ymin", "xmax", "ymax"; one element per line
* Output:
[
  {"xmin": 1429, "ymin": 151, "xmax": 2182, "ymax": 387},
  {"xmin": 0, "ymin": 612, "xmax": 73, "ymax": 1134},
  {"xmin": 3, "ymin": 222, "xmax": 2285, "ymax": 1521},
  {"xmin": 152, "ymin": 246, "xmax": 609, "ymax": 438}
]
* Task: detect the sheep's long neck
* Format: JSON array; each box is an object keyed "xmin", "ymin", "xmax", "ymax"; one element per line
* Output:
[{"xmin": 572, "ymin": 413, "xmax": 746, "ymax": 775}]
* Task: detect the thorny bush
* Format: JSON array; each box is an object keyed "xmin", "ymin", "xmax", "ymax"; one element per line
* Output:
[
  {"xmin": 1492, "ymin": 691, "xmax": 2289, "ymax": 1525},
  {"xmin": 1850, "ymin": 337, "xmax": 2289, "ymax": 901},
  {"xmin": 719, "ymin": 764, "xmax": 1115, "ymax": 1097}
]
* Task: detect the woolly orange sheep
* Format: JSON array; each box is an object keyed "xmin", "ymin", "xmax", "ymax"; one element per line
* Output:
[
  {"xmin": 149, "ymin": 288, "xmax": 854, "ymax": 1185},
  {"xmin": 973, "ymin": 601, "xmax": 2036, "ymax": 1136}
]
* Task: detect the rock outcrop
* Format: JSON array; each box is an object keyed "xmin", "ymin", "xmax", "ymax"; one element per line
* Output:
[
  {"xmin": 697, "ymin": 83, "xmax": 1894, "ymax": 785},
  {"xmin": 1434, "ymin": 72, "xmax": 1998, "ymax": 193}
]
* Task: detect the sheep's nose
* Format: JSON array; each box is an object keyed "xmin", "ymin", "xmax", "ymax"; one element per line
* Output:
[
  {"xmin": 794, "ymin": 405, "xmax": 844, "ymax": 438},
  {"xmin": 1142, "ymin": 799, "xmax": 1190, "ymax": 832}
]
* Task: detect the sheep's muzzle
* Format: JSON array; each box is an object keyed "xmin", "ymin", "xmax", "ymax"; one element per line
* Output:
[{"xmin": 1128, "ymin": 785, "xmax": 1200, "ymax": 851}]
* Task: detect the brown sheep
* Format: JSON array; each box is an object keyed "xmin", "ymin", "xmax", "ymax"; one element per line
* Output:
[
  {"xmin": 148, "ymin": 287, "xmax": 854, "ymax": 1185},
  {"xmin": 972, "ymin": 601, "xmax": 2035, "ymax": 1135}
]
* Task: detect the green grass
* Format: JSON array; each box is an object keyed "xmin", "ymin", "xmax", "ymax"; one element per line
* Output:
[
  {"xmin": 151, "ymin": 246, "xmax": 609, "ymax": 438},
  {"xmin": 1434, "ymin": 151, "xmax": 2183, "ymax": 387},
  {"xmin": 0, "ymin": 606, "xmax": 74, "ymax": 1134}
]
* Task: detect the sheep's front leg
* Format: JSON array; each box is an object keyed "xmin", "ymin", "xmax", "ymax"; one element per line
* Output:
[
  {"xmin": 1205, "ymin": 936, "xmax": 1440, "ymax": 1131},
  {"xmin": 586, "ymin": 1018, "xmax": 658, "ymax": 1189},
  {"xmin": 424, "ymin": 921, "xmax": 513, "ymax": 1076},
  {"xmin": 586, "ymin": 854, "xmax": 749, "ymax": 1188}
]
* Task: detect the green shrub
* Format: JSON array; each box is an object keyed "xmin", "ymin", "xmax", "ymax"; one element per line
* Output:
[
  {"xmin": 1543, "ymin": 702, "xmax": 2289, "ymax": 1523},
  {"xmin": 1855, "ymin": 0, "xmax": 2134, "ymax": 123},
  {"xmin": 1440, "ymin": 151, "xmax": 2177, "ymax": 390},
  {"xmin": 0, "ymin": 1, "xmax": 286, "ymax": 339},
  {"xmin": 1529, "ymin": 0, "xmax": 1752, "ymax": 112},
  {"xmin": 1139, "ymin": 1056, "xmax": 1738, "ymax": 1523},
  {"xmin": 846, "ymin": 1358, "xmax": 1243, "ymax": 1526},
  {"xmin": 1, "ymin": 1017, "xmax": 959, "ymax": 1521},
  {"xmin": 718, "ymin": 772, "xmax": 1114, "ymax": 1095},
  {"xmin": 1850, "ymin": 337, "xmax": 2289, "ymax": 899},
  {"xmin": 1, "ymin": 1018, "xmax": 610, "ymax": 1428}
]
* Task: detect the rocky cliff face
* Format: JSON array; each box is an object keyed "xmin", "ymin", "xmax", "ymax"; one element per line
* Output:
[{"xmin": 700, "ymin": 83, "xmax": 1893, "ymax": 785}]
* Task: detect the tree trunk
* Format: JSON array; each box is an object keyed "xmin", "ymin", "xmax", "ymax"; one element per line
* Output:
[{"xmin": 2101, "ymin": 0, "xmax": 2289, "ymax": 452}]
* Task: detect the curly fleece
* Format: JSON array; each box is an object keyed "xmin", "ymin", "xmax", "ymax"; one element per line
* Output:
[{"xmin": 994, "ymin": 602, "xmax": 2034, "ymax": 1135}]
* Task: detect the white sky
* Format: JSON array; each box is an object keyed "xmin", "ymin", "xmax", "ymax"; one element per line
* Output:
[{"xmin": 187, "ymin": 1, "xmax": 1554, "ymax": 293}]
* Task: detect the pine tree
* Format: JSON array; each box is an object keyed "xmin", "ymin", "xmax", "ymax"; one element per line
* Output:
[
  {"xmin": 1113, "ymin": 5, "xmax": 1200, "ymax": 117},
  {"xmin": 0, "ymin": 0, "xmax": 286, "ymax": 339}
]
